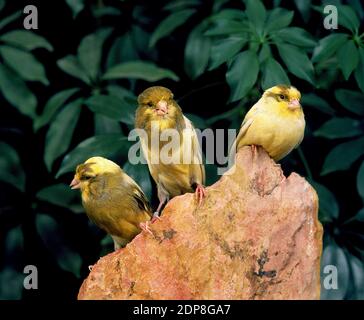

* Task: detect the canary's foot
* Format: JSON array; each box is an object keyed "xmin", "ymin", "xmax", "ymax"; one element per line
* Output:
[
  {"xmin": 195, "ymin": 184, "xmax": 206, "ymax": 206},
  {"xmin": 251, "ymin": 145, "xmax": 258, "ymax": 161},
  {"xmin": 151, "ymin": 211, "xmax": 161, "ymax": 223},
  {"xmin": 139, "ymin": 221, "xmax": 153, "ymax": 235}
]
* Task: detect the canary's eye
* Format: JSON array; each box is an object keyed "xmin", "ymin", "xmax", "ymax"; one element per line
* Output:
[
  {"xmin": 279, "ymin": 94, "xmax": 286, "ymax": 100},
  {"xmin": 147, "ymin": 102, "xmax": 153, "ymax": 107},
  {"xmin": 82, "ymin": 175, "xmax": 94, "ymax": 181}
]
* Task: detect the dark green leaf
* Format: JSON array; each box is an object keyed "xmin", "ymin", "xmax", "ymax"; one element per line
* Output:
[
  {"xmin": 57, "ymin": 55, "xmax": 90, "ymax": 84},
  {"xmin": 77, "ymin": 29, "xmax": 112, "ymax": 81},
  {"xmin": 0, "ymin": 11, "xmax": 21, "ymax": 31},
  {"xmin": 258, "ymin": 43, "xmax": 271, "ymax": 63},
  {"xmin": 34, "ymin": 88, "xmax": 80, "ymax": 132},
  {"xmin": 0, "ymin": 64, "xmax": 37, "ymax": 118},
  {"xmin": 123, "ymin": 162, "xmax": 152, "ymax": 200},
  {"xmin": 348, "ymin": 0, "xmax": 364, "ymax": 19},
  {"xmin": 184, "ymin": 21, "xmax": 211, "ymax": 79},
  {"xmin": 209, "ymin": 37, "xmax": 246, "ymax": 70},
  {"xmin": 261, "ymin": 57, "xmax": 290, "ymax": 90},
  {"xmin": 265, "ymin": 8, "xmax": 293, "ymax": 32},
  {"xmin": 354, "ymin": 47, "xmax": 364, "ymax": 93},
  {"xmin": 44, "ymin": 98, "xmax": 83, "ymax": 172},
  {"xmin": 0, "ymin": 0, "xmax": 5, "ymax": 11},
  {"xmin": 0, "ymin": 45, "xmax": 48, "ymax": 85},
  {"xmin": 102, "ymin": 61, "xmax": 179, "ymax": 82},
  {"xmin": 314, "ymin": 117, "xmax": 363, "ymax": 139},
  {"xmin": 293, "ymin": 0, "xmax": 311, "ymax": 22},
  {"xmin": 85, "ymin": 94, "xmax": 135, "ymax": 125},
  {"xmin": 149, "ymin": 9, "xmax": 196, "ymax": 47},
  {"xmin": 337, "ymin": 40, "xmax": 359, "ymax": 80},
  {"xmin": 357, "ymin": 161, "xmax": 364, "ymax": 201},
  {"xmin": 185, "ymin": 113, "xmax": 208, "ymax": 129},
  {"xmin": 301, "ymin": 93, "xmax": 336, "ymax": 115},
  {"xmin": 277, "ymin": 43, "xmax": 315, "ymax": 84},
  {"xmin": 56, "ymin": 135, "xmax": 130, "ymax": 177},
  {"xmin": 274, "ymin": 27, "xmax": 316, "ymax": 47},
  {"xmin": 354, "ymin": 208, "xmax": 364, "ymax": 222},
  {"xmin": 312, "ymin": 34, "xmax": 348, "ymax": 63},
  {"xmin": 66, "ymin": 0, "xmax": 84, "ymax": 18},
  {"xmin": 0, "ymin": 269, "xmax": 23, "ymax": 299},
  {"xmin": 0, "ymin": 142, "xmax": 25, "ymax": 191},
  {"xmin": 321, "ymin": 137, "xmax": 364, "ymax": 175},
  {"xmin": 245, "ymin": 0, "xmax": 266, "ymax": 33},
  {"xmin": 107, "ymin": 85, "xmax": 137, "ymax": 125},
  {"xmin": 226, "ymin": 50, "xmax": 259, "ymax": 102},
  {"xmin": 0, "ymin": 30, "xmax": 53, "ymax": 51},
  {"xmin": 94, "ymin": 114, "xmax": 122, "ymax": 135},
  {"xmin": 163, "ymin": 0, "xmax": 200, "ymax": 11},
  {"xmin": 36, "ymin": 183, "xmax": 83, "ymax": 213},
  {"xmin": 311, "ymin": 181, "xmax": 339, "ymax": 222},
  {"xmin": 337, "ymin": 5, "xmax": 360, "ymax": 32},
  {"xmin": 36, "ymin": 213, "xmax": 82, "ymax": 277},
  {"xmin": 321, "ymin": 242, "xmax": 350, "ymax": 300},
  {"xmin": 335, "ymin": 89, "xmax": 364, "ymax": 116},
  {"xmin": 106, "ymin": 34, "xmax": 139, "ymax": 68}
]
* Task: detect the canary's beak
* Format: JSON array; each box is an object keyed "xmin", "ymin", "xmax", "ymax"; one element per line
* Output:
[
  {"xmin": 288, "ymin": 99, "xmax": 301, "ymax": 110},
  {"xmin": 70, "ymin": 178, "xmax": 81, "ymax": 190},
  {"xmin": 156, "ymin": 100, "xmax": 168, "ymax": 116}
]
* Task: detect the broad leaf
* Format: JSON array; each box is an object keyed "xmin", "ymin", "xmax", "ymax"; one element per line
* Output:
[
  {"xmin": 274, "ymin": 27, "xmax": 316, "ymax": 47},
  {"xmin": 0, "ymin": 64, "xmax": 37, "ymax": 118},
  {"xmin": 301, "ymin": 93, "xmax": 336, "ymax": 115},
  {"xmin": 226, "ymin": 50, "xmax": 259, "ymax": 102},
  {"xmin": 94, "ymin": 114, "xmax": 122, "ymax": 135},
  {"xmin": 0, "ymin": 30, "xmax": 53, "ymax": 51},
  {"xmin": 36, "ymin": 183, "xmax": 83, "ymax": 213},
  {"xmin": 357, "ymin": 161, "xmax": 364, "ymax": 201},
  {"xmin": 209, "ymin": 37, "xmax": 246, "ymax": 70},
  {"xmin": 321, "ymin": 137, "xmax": 364, "ymax": 175},
  {"xmin": 35, "ymin": 213, "xmax": 82, "ymax": 277},
  {"xmin": 335, "ymin": 89, "xmax": 364, "ymax": 116},
  {"xmin": 337, "ymin": 40, "xmax": 359, "ymax": 80},
  {"xmin": 0, "ymin": 45, "xmax": 48, "ymax": 85},
  {"xmin": 0, "ymin": 142, "xmax": 25, "ymax": 191},
  {"xmin": 77, "ymin": 29, "xmax": 111, "ymax": 81},
  {"xmin": 245, "ymin": 0, "xmax": 266, "ymax": 33},
  {"xmin": 56, "ymin": 135, "xmax": 130, "ymax": 177},
  {"xmin": 337, "ymin": 5, "xmax": 360, "ymax": 32},
  {"xmin": 312, "ymin": 34, "xmax": 348, "ymax": 63},
  {"xmin": 102, "ymin": 61, "xmax": 179, "ymax": 81},
  {"xmin": 311, "ymin": 181, "xmax": 339, "ymax": 222},
  {"xmin": 184, "ymin": 21, "xmax": 211, "ymax": 79},
  {"xmin": 44, "ymin": 98, "xmax": 83, "ymax": 172},
  {"xmin": 314, "ymin": 117, "xmax": 363, "ymax": 139},
  {"xmin": 261, "ymin": 57, "xmax": 290, "ymax": 90},
  {"xmin": 66, "ymin": 0, "xmax": 84, "ymax": 18},
  {"xmin": 277, "ymin": 43, "xmax": 315, "ymax": 84},
  {"xmin": 149, "ymin": 9, "xmax": 196, "ymax": 47},
  {"xmin": 57, "ymin": 55, "xmax": 90, "ymax": 84},
  {"xmin": 265, "ymin": 8, "xmax": 293, "ymax": 32},
  {"xmin": 34, "ymin": 88, "xmax": 80, "ymax": 132},
  {"xmin": 354, "ymin": 47, "xmax": 364, "ymax": 93}
]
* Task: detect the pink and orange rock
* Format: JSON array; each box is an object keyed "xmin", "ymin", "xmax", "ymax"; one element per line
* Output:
[{"xmin": 78, "ymin": 147, "xmax": 323, "ymax": 300}]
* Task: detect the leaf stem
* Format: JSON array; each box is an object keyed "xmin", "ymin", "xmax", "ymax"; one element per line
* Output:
[{"xmin": 297, "ymin": 146, "xmax": 313, "ymax": 180}]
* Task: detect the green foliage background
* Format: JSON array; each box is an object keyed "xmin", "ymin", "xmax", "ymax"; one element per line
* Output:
[{"xmin": 0, "ymin": 0, "xmax": 364, "ymax": 300}]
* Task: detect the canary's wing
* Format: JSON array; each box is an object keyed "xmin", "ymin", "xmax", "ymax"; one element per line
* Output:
[
  {"xmin": 122, "ymin": 173, "xmax": 153, "ymax": 216},
  {"xmin": 183, "ymin": 115, "xmax": 205, "ymax": 185},
  {"xmin": 229, "ymin": 102, "xmax": 264, "ymax": 161}
]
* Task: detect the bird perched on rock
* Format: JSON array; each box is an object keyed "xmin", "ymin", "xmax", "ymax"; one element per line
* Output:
[
  {"xmin": 135, "ymin": 86, "xmax": 205, "ymax": 218},
  {"xmin": 230, "ymin": 85, "xmax": 305, "ymax": 162},
  {"xmin": 70, "ymin": 156, "xmax": 152, "ymax": 250}
]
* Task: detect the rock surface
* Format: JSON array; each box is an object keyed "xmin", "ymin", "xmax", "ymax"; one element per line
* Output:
[{"xmin": 78, "ymin": 147, "xmax": 323, "ymax": 300}]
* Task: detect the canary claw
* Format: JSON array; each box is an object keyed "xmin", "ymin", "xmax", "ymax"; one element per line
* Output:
[
  {"xmin": 195, "ymin": 184, "xmax": 206, "ymax": 206},
  {"xmin": 151, "ymin": 212, "xmax": 161, "ymax": 223},
  {"xmin": 139, "ymin": 221, "xmax": 153, "ymax": 235}
]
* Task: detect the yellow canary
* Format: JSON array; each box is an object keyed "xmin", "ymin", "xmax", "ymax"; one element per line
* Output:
[
  {"xmin": 135, "ymin": 86, "xmax": 205, "ymax": 216},
  {"xmin": 231, "ymin": 85, "xmax": 305, "ymax": 161},
  {"xmin": 70, "ymin": 156, "xmax": 152, "ymax": 249}
]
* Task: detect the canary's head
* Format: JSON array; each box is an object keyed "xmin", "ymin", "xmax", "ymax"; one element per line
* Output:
[
  {"xmin": 263, "ymin": 85, "xmax": 302, "ymax": 112},
  {"xmin": 135, "ymin": 86, "xmax": 183, "ymax": 130},
  {"xmin": 70, "ymin": 156, "xmax": 121, "ymax": 192}
]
